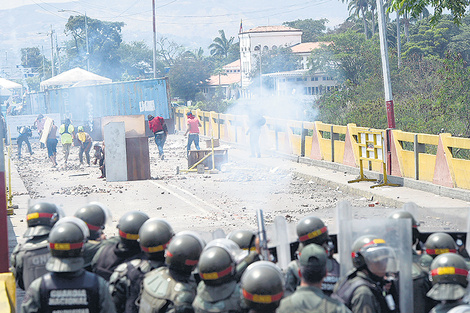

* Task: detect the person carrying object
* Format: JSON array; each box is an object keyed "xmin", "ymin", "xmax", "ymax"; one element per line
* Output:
[
  {"xmin": 33, "ymin": 114, "xmax": 46, "ymax": 148},
  {"xmin": 148, "ymin": 114, "xmax": 168, "ymax": 160}
]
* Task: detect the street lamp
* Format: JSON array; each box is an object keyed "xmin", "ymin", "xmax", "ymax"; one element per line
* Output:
[{"xmin": 58, "ymin": 9, "xmax": 90, "ymax": 71}]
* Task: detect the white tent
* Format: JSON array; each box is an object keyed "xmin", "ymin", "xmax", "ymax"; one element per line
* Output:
[
  {"xmin": 40, "ymin": 67, "xmax": 112, "ymax": 91},
  {"xmin": 0, "ymin": 78, "xmax": 22, "ymax": 96},
  {"xmin": 0, "ymin": 78, "xmax": 22, "ymax": 90}
]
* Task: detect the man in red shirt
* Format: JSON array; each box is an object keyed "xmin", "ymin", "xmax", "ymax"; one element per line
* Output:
[
  {"xmin": 148, "ymin": 114, "xmax": 168, "ymax": 160},
  {"xmin": 184, "ymin": 112, "xmax": 201, "ymax": 154}
]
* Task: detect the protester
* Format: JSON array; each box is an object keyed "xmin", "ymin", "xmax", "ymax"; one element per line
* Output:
[
  {"xmin": 93, "ymin": 141, "xmax": 105, "ymax": 178},
  {"xmin": 184, "ymin": 112, "xmax": 201, "ymax": 154},
  {"xmin": 47, "ymin": 121, "xmax": 58, "ymax": 167},
  {"xmin": 59, "ymin": 118, "xmax": 74, "ymax": 164},
  {"xmin": 17, "ymin": 125, "xmax": 33, "ymax": 159},
  {"xmin": 33, "ymin": 114, "xmax": 46, "ymax": 148},
  {"xmin": 77, "ymin": 126, "xmax": 93, "ymax": 166},
  {"xmin": 148, "ymin": 114, "xmax": 168, "ymax": 160}
]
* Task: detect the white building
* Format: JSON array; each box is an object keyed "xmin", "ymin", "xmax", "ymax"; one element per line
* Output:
[
  {"xmin": 203, "ymin": 59, "xmax": 241, "ymax": 99},
  {"xmin": 264, "ymin": 42, "xmax": 337, "ymax": 101},
  {"xmin": 238, "ymin": 26, "xmax": 302, "ymax": 97}
]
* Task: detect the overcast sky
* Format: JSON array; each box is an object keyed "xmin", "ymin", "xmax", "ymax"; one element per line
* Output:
[
  {"xmin": 3, "ymin": 0, "xmax": 350, "ymax": 41},
  {"xmin": 0, "ymin": 0, "xmax": 350, "ymax": 66}
]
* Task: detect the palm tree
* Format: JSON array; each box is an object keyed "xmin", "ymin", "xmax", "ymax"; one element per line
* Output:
[
  {"xmin": 209, "ymin": 30, "xmax": 234, "ymax": 58},
  {"xmin": 348, "ymin": 0, "xmax": 370, "ymax": 38},
  {"xmin": 183, "ymin": 47, "xmax": 205, "ymax": 61},
  {"xmin": 368, "ymin": 0, "xmax": 377, "ymax": 36}
]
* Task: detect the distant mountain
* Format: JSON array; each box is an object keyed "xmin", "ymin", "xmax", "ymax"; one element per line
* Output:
[{"xmin": 0, "ymin": 0, "xmax": 349, "ymax": 75}]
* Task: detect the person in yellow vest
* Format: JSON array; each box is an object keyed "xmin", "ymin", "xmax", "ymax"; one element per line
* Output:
[
  {"xmin": 59, "ymin": 118, "xmax": 74, "ymax": 164},
  {"xmin": 77, "ymin": 126, "xmax": 93, "ymax": 166}
]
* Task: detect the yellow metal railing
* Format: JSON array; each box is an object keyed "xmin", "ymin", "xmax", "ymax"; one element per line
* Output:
[{"xmin": 175, "ymin": 108, "xmax": 470, "ymax": 190}]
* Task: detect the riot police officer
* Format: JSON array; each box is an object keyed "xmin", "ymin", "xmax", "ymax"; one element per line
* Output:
[
  {"xmin": 332, "ymin": 235, "xmax": 399, "ymax": 313},
  {"xmin": 75, "ymin": 202, "xmax": 112, "ymax": 271},
  {"xmin": 20, "ymin": 217, "xmax": 116, "ymax": 313},
  {"xmin": 278, "ymin": 243, "xmax": 351, "ymax": 313},
  {"xmin": 427, "ymin": 253, "xmax": 469, "ymax": 313},
  {"xmin": 91, "ymin": 211, "xmax": 149, "ymax": 280},
  {"xmin": 240, "ymin": 261, "xmax": 284, "ymax": 313},
  {"xmin": 139, "ymin": 231, "xmax": 205, "ymax": 313},
  {"xmin": 388, "ymin": 209, "xmax": 435, "ymax": 313},
  {"xmin": 192, "ymin": 238, "xmax": 245, "ymax": 313},
  {"xmin": 285, "ymin": 216, "xmax": 340, "ymax": 296},
  {"xmin": 227, "ymin": 230, "xmax": 256, "ymax": 252},
  {"xmin": 226, "ymin": 229, "xmax": 260, "ymax": 281},
  {"xmin": 10, "ymin": 202, "xmax": 62, "ymax": 290},
  {"xmin": 421, "ymin": 232, "xmax": 459, "ymax": 271},
  {"xmin": 109, "ymin": 218, "xmax": 174, "ymax": 313}
]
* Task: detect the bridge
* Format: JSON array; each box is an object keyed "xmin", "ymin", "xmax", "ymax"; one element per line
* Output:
[{"xmin": 3, "ymin": 110, "xmax": 470, "ymax": 310}]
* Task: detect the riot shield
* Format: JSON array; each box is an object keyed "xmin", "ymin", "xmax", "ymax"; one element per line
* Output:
[
  {"xmin": 274, "ymin": 216, "xmax": 290, "ymax": 271},
  {"xmin": 336, "ymin": 200, "xmax": 413, "ymax": 313}
]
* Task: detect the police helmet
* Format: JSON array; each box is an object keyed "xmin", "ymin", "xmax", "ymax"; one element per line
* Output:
[
  {"xmin": 117, "ymin": 211, "xmax": 149, "ymax": 246},
  {"xmin": 46, "ymin": 217, "xmax": 89, "ymax": 272},
  {"xmin": 352, "ymin": 235, "xmax": 397, "ymax": 278},
  {"xmin": 199, "ymin": 238, "xmax": 243, "ymax": 286},
  {"xmin": 425, "ymin": 232, "xmax": 457, "ymax": 258},
  {"xmin": 77, "ymin": 126, "xmax": 84, "ymax": 132},
  {"xmin": 241, "ymin": 261, "xmax": 284, "ymax": 312},
  {"xmin": 296, "ymin": 216, "xmax": 329, "ymax": 246},
  {"xmin": 74, "ymin": 202, "xmax": 111, "ymax": 240},
  {"xmin": 388, "ymin": 210, "xmax": 420, "ymax": 244},
  {"xmin": 227, "ymin": 230, "xmax": 256, "ymax": 251},
  {"xmin": 24, "ymin": 202, "xmax": 63, "ymax": 238},
  {"xmin": 298, "ymin": 243, "xmax": 327, "ymax": 281},
  {"xmin": 427, "ymin": 253, "xmax": 469, "ymax": 301},
  {"xmin": 139, "ymin": 218, "xmax": 174, "ymax": 258},
  {"xmin": 165, "ymin": 231, "xmax": 205, "ymax": 274}
]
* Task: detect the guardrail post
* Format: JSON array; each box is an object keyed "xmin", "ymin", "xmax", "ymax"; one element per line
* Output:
[
  {"xmin": 414, "ymin": 134, "xmax": 425, "ymax": 180},
  {"xmin": 217, "ymin": 113, "xmax": 221, "ymax": 140},
  {"xmin": 331, "ymin": 125, "xmax": 339, "ymax": 162},
  {"xmin": 301, "ymin": 123, "xmax": 307, "ymax": 157}
]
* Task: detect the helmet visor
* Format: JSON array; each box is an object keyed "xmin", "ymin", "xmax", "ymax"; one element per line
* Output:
[{"xmin": 363, "ymin": 246, "xmax": 397, "ymax": 277}]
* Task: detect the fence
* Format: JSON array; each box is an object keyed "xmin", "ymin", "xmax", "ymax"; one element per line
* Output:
[{"xmin": 175, "ymin": 108, "xmax": 470, "ymax": 190}]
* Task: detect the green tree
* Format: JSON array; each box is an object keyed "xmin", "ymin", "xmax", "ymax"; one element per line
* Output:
[
  {"xmin": 283, "ymin": 19, "xmax": 328, "ymax": 42},
  {"xmin": 118, "ymin": 41, "xmax": 152, "ymax": 79},
  {"xmin": 348, "ymin": 0, "xmax": 370, "ymax": 38},
  {"xmin": 21, "ymin": 47, "xmax": 43, "ymax": 70},
  {"xmin": 209, "ymin": 30, "xmax": 234, "ymax": 58},
  {"xmin": 63, "ymin": 15, "xmax": 124, "ymax": 79},
  {"xmin": 389, "ymin": 0, "xmax": 468, "ymax": 24},
  {"xmin": 168, "ymin": 53, "xmax": 212, "ymax": 101},
  {"xmin": 308, "ymin": 30, "xmax": 380, "ymax": 85},
  {"xmin": 403, "ymin": 17, "xmax": 460, "ymax": 58}
]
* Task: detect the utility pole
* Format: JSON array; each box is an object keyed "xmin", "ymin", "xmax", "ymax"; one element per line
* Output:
[
  {"xmin": 152, "ymin": 0, "xmax": 157, "ymax": 78},
  {"xmin": 377, "ymin": 0, "xmax": 396, "ymax": 175},
  {"xmin": 50, "ymin": 25, "xmax": 55, "ymax": 77},
  {"xmin": 42, "ymin": 46, "xmax": 45, "ymax": 79},
  {"xmin": 55, "ymin": 33, "xmax": 62, "ymax": 74},
  {"xmin": 85, "ymin": 12, "xmax": 90, "ymax": 71}
]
